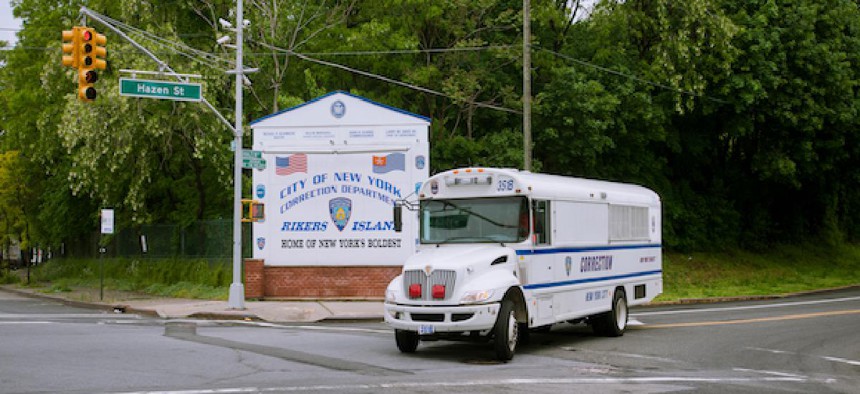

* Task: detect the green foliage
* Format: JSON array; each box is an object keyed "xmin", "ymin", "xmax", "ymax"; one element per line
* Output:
[
  {"xmin": 0, "ymin": 0, "xmax": 859, "ymax": 252},
  {"xmin": 29, "ymin": 258, "xmax": 231, "ymax": 299},
  {"xmin": 0, "ymin": 269, "xmax": 20, "ymax": 285}
]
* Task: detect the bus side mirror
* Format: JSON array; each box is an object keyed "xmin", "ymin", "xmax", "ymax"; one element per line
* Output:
[{"xmin": 393, "ymin": 203, "xmax": 403, "ymax": 233}]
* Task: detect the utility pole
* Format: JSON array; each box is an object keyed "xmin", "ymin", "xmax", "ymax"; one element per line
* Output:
[
  {"xmin": 523, "ymin": 0, "xmax": 532, "ymax": 172},
  {"xmin": 227, "ymin": 0, "xmax": 246, "ymax": 309}
]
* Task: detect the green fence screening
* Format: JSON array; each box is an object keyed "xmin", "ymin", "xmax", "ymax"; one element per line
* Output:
[{"xmin": 62, "ymin": 220, "xmax": 253, "ymax": 260}]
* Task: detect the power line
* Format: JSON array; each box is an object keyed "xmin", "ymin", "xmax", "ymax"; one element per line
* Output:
[
  {"xmin": 296, "ymin": 45, "xmax": 516, "ymax": 57},
  {"xmin": 535, "ymin": 46, "xmax": 727, "ymax": 104},
  {"xmin": 253, "ymin": 39, "xmax": 522, "ymax": 115},
  {"xmin": 96, "ymin": 12, "xmax": 234, "ymax": 71}
]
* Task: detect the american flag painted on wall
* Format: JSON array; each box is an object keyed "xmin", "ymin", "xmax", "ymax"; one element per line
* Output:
[{"xmin": 275, "ymin": 154, "xmax": 308, "ymax": 176}]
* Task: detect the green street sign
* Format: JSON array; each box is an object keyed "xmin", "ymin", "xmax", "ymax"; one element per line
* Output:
[
  {"xmin": 242, "ymin": 158, "xmax": 266, "ymax": 169},
  {"xmin": 242, "ymin": 150, "xmax": 262, "ymax": 159},
  {"xmin": 119, "ymin": 78, "xmax": 202, "ymax": 102}
]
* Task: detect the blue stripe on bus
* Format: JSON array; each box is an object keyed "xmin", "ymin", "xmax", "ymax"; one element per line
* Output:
[
  {"xmin": 515, "ymin": 243, "xmax": 661, "ymax": 256},
  {"xmin": 522, "ymin": 270, "xmax": 663, "ymax": 290}
]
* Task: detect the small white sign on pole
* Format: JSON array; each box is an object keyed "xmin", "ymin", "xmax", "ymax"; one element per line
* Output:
[{"xmin": 101, "ymin": 209, "xmax": 115, "ymax": 235}]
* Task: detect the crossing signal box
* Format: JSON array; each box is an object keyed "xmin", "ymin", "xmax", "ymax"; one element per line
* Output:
[
  {"xmin": 61, "ymin": 26, "xmax": 107, "ymax": 102},
  {"xmin": 242, "ymin": 200, "xmax": 265, "ymax": 222}
]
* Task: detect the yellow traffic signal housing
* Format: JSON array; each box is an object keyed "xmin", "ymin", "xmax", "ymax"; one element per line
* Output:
[
  {"xmin": 76, "ymin": 27, "xmax": 107, "ymax": 102},
  {"xmin": 79, "ymin": 28, "xmax": 107, "ymax": 70},
  {"xmin": 241, "ymin": 200, "xmax": 265, "ymax": 222},
  {"xmin": 78, "ymin": 69, "xmax": 98, "ymax": 101},
  {"xmin": 61, "ymin": 28, "xmax": 81, "ymax": 68}
]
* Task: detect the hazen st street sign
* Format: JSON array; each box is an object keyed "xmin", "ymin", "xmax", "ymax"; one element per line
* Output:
[
  {"xmin": 119, "ymin": 78, "xmax": 202, "ymax": 102},
  {"xmin": 242, "ymin": 149, "xmax": 266, "ymax": 169}
]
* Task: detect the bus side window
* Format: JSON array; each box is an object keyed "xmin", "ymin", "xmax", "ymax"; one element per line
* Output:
[{"xmin": 533, "ymin": 200, "xmax": 550, "ymax": 245}]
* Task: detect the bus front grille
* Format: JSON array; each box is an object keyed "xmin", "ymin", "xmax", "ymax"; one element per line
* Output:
[{"xmin": 403, "ymin": 269, "xmax": 456, "ymax": 301}]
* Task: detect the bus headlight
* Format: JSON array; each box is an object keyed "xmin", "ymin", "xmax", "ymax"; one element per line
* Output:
[{"xmin": 460, "ymin": 289, "xmax": 494, "ymax": 304}]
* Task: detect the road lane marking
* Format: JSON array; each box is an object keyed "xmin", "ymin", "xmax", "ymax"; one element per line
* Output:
[
  {"xmin": 563, "ymin": 347, "xmax": 679, "ymax": 363},
  {"xmin": 113, "ymin": 376, "xmax": 817, "ymax": 394},
  {"xmin": 821, "ymin": 356, "xmax": 860, "ymax": 367},
  {"xmin": 747, "ymin": 347, "xmax": 860, "ymax": 367},
  {"xmin": 733, "ymin": 368, "xmax": 806, "ymax": 378},
  {"xmin": 747, "ymin": 347, "xmax": 792, "ymax": 354},
  {"xmin": 634, "ymin": 309, "xmax": 860, "ymax": 329},
  {"xmin": 0, "ymin": 313, "xmax": 141, "ymax": 319},
  {"xmin": 633, "ymin": 296, "xmax": 860, "ymax": 317},
  {"xmin": 0, "ymin": 321, "xmax": 54, "ymax": 325}
]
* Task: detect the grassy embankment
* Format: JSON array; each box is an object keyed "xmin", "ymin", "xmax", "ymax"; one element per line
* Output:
[
  {"xmin": 0, "ymin": 258, "xmax": 231, "ymax": 300},
  {"xmin": 660, "ymin": 243, "xmax": 860, "ymax": 301},
  {"xmin": 0, "ymin": 243, "xmax": 858, "ymax": 301}
]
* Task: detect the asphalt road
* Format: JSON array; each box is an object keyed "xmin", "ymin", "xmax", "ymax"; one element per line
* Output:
[{"xmin": 1, "ymin": 287, "xmax": 858, "ymax": 393}]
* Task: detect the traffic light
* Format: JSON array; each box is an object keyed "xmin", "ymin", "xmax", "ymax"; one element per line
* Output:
[
  {"xmin": 241, "ymin": 200, "xmax": 265, "ymax": 222},
  {"xmin": 61, "ymin": 28, "xmax": 81, "ymax": 68},
  {"xmin": 62, "ymin": 26, "xmax": 107, "ymax": 101},
  {"xmin": 77, "ymin": 27, "xmax": 107, "ymax": 102}
]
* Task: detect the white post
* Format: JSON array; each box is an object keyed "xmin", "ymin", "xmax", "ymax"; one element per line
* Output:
[{"xmin": 227, "ymin": 0, "xmax": 246, "ymax": 309}]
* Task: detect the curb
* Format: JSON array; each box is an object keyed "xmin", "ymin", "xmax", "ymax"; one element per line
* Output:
[
  {"xmin": 0, "ymin": 285, "xmax": 143, "ymax": 315},
  {"xmin": 319, "ymin": 315, "xmax": 384, "ymax": 323},
  {"xmin": 186, "ymin": 312, "xmax": 262, "ymax": 321},
  {"xmin": 0, "ymin": 286, "xmax": 263, "ymax": 321}
]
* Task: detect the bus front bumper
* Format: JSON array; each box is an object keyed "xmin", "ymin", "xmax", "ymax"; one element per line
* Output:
[{"xmin": 384, "ymin": 302, "xmax": 501, "ymax": 334}]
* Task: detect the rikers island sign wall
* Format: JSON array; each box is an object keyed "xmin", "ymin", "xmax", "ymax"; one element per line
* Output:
[{"xmin": 250, "ymin": 91, "xmax": 429, "ymax": 267}]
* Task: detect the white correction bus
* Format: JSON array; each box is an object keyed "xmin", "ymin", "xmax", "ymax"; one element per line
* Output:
[{"xmin": 385, "ymin": 167, "xmax": 662, "ymax": 361}]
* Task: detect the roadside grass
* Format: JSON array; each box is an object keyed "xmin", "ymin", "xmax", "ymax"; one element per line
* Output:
[
  {"xmin": 0, "ymin": 269, "xmax": 20, "ymax": 285},
  {"xmin": 6, "ymin": 243, "xmax": 859, "ymax": 302},
  {"xmin": 22, "ymin": 258, "xmax": 230, "ymax": 300},
  {"xmin": 660, "ymin": 243, "xmax": 860, "ymax": 301}
]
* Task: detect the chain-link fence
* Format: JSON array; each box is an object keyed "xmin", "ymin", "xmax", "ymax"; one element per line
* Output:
[{"xmin": 62, "ymin": 220, "xmax": 253, "ymax": 260}]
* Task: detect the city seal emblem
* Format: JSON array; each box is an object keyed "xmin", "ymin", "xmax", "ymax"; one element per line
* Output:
[
  {"xmin": 329, "ymin": 197, "xmax": 352, "ymax": 231},
  {"xmin": 330, "ymin": 100, "xmax": 346, "ymax": 118}
]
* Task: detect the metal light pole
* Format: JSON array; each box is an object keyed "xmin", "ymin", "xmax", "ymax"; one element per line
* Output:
[
  {"xmin": 523, "ymin": 0, "xmax": 532, "ymax": 172},
  {"xmin": 227, "ymin": 0, "xmax": 246, "ymax": 309}
]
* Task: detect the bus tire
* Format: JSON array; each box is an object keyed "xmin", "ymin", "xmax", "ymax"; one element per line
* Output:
[
  {"xmin": 493, "ymin": 299, "xmax": 518, "ymax": 361},
  {"xmin": 517, "ymin": 322, "xmax": 531, "ymax": 345},
  {"xmin": 592, "ymin": 289, "xmax": 628, "ymax": 337},
  {"xmin": 395, "ymin": 329, "xmax": 419, "ymax": 353}
]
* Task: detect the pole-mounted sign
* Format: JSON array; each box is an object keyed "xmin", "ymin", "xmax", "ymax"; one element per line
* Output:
[
  {"xmin": 119, "ymin": 77, "xmax": 202, "ymax": 102},
  {"xmin": 100, "ymin": 209, "xmax": 114, "ymax": 234}
]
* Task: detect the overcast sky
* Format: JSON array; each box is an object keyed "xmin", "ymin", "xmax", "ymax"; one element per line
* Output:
[{"xmin": 1, "ymin": 0, "xmax": 22, "ymax": 48}]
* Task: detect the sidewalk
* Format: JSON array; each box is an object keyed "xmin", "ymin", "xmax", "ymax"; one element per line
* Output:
[{"xmin": 0, "ymin": 285, "xmax": 384, "ymax": 323}]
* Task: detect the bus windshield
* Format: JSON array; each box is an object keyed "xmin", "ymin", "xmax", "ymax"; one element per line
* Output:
[{"xmin": 420, "ymin": 196, "xmax": 529, "ymax": 244}]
